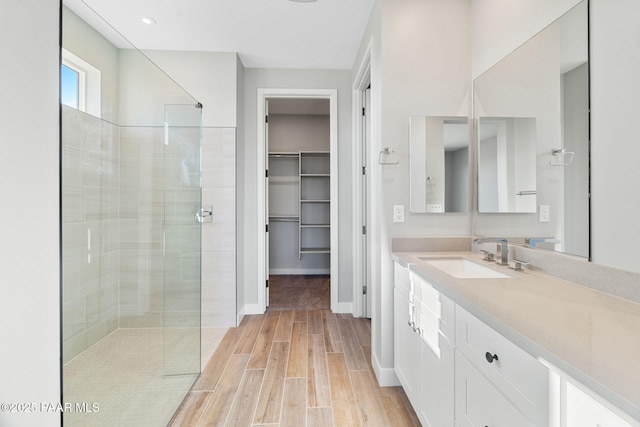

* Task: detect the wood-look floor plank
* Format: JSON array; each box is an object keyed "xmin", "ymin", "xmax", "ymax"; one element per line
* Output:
[
  {"xmin": 253, "ymin": 341, "xmax": 289, "ymax": 424},
  {"xmin": 352, "ymin": 317, "xmax": 371, "ymax": 346},
  {"xmin": 307, "ymin": 334, "xmax": 331, "ymax": 408},
  {"xmin": 327, "ymin": 353, "xmax": 361, "ymax": 427},
  {"xmin": 350, "ymin": 370, "xmax": 388, "ymax": 427},
  {"xmin": 362, "ymin": 345, "xmax": 376, "ymax": 380},
  {"xmin": 337, "ymin": 318, "xmax": 369, "ymax": 371},
  {"xmin": 224, "ymin": 369, "xmax": 265, "ymax": 427},
  {"xmin": 376, "ymin": 385, "xmax": 421, "ymax": 427},
  {"xmin": 273, "ymin": 310, "xmax": 295, "ymax": 342},
  {"xmin": 197, "ymin": 354, "xmax": 250, "ymax": 427},
  {"xmin": 194, "ymin": 327, "xmax": 243, "ymax": 391},
  {"xmin": 177, "ymin": 311, "xmax": 419, "ymax": 427},
  {"xmin": 307, "ymin": 407, "xmax": 334, "ymax": 427},
  {"xmin": 280, "ymin": 378, "xmax": 307, "ymax": 427},
  {"xmin": 234, "ymin": 315, "xmax": 265, "ymax": 355},
  {"xmin": 247, "ymin": 317, "xmax": 279, "ymax": 370},
  {"xmin": 266, "ymin": 310, "xmax": 281, "ymax": 319},
  {"xmin": 286, "ymin": 321, "xmax": 308, "ymax": 378},
  {"xmin": 322, "ymin": 310, "xmax": 343, "ymax": 353},
  {"xmin": 294, "ymin": 310, "xmax": 308, "ymax": 322},
  {"xmin": 168, "ymin": 391, "xmax": 210, "ymax": 426},
  {"xmin": 308, "ymin": 310, "xmax": 323, "ymax": 335}
]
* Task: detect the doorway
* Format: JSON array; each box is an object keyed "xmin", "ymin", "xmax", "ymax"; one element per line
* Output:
[{"xmin": 256, "ymin": 89, "xmax": 339, "ymax": 313}]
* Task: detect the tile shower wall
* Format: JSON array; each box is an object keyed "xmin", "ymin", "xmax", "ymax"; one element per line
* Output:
[
  {"xmin": 118, "ymin": 126, "xmax": 237, "ymax": 329},
  {"xmin": 201, "ymin": 128, "xmax": 236, "ymax": 327},
  {"xmin": 62, "ymin": 106, "xmax": 120, "ymax": 363},
  {"xmin": 118, "ymin": 126, "xmax": 165, "ymax": 327}
]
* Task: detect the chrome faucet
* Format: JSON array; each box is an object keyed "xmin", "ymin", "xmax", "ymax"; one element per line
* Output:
[{"xmin": 473, "ymin": 237, "xmax": 509, "ymax": 265}]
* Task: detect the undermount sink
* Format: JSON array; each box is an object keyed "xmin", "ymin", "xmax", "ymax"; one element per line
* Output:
[{"xmin": 418, "ymin": 257, "xmax": 511, "ymax": 279}]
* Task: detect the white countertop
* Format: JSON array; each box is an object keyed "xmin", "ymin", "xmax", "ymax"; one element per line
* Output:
[{"xmin": 392, "ymin": 251, "xmax": 640, "ymax": 422}]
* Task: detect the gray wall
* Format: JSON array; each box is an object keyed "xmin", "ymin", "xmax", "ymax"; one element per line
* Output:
[
  {"xmin": 242, "ymin": 68, "xmax": 353, "ymax": 309},
  {"xmin": 351, "ymin": 0, "xmax": 472, "ymax": 384},
  {"xmin": 0, "ymin": 1, "xmax": 60, "ymax": 426},
  {"xmin": 590, "ymin": 0, "xmax": 640, "ymax": 272}
]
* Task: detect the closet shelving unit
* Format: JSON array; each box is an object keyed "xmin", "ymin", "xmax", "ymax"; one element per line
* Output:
[
  {"xmin": 299, "ymin": 151, "xmax": 330, "ymax": 259},
  {"xmin": 268, "ymin": 151, "xmax": 330, "ymax": 260},
  {"xmin": 268, "ymin": 152, "xmax": 300, "ymax": 224}
]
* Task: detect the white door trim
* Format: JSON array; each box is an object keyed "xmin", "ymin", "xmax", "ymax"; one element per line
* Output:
[
  {"xmin": 352, "ymin": 39, "xmax": 373, "ymax": 318},
  {"xmin": 256, "ymin": 88, "xmax": 339, "ymax": 313}
]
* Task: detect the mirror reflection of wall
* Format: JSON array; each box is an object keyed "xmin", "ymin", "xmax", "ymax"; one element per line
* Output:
[
  {"xmin": 478, "ymin": 117, "xmax": 537, "ymax": 213},
  {"xmin": 410, "ymin": 116, "xmax": 469, "ymax": 213},
  {"xmin": 473, "ymin": 0, "xmax": 589, "ymax": 259}
]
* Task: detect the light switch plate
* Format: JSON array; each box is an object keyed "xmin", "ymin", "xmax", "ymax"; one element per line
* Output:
[{"xmin": 393, "ymin": 205, "xmax": 405, "ymax": 223}]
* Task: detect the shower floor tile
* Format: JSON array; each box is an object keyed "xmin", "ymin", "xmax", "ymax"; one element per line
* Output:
[{"xmin": 63, "ymin": 327, "xmax": 228, "ymax": 426}]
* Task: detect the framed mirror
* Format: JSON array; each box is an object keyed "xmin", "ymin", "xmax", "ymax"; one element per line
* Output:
[
  {"xmin": 473, "ymin": 0, "xmax": 589, "ymax": 258},
  {"xmin": 409, "ymin": 116, "xmax": 469, "ymax": 213}
]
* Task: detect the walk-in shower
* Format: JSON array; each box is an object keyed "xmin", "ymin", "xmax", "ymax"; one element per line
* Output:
[{"xmin": 61, "ymin": 4, "xmax": 203, "ymax": 425}]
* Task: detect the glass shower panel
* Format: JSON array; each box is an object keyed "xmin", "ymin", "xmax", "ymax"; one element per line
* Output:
[{"xmin": 163, "ymin": 104, "xmax": 203, "ymax": 376}]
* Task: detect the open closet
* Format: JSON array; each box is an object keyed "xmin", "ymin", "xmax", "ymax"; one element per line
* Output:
[{"xmin": 266, "ymin": 98, "xmax": 331, "ymax": 310}]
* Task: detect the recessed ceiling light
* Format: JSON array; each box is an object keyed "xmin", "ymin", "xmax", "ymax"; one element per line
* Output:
[{"xmin": 141, "ymin": 17, "xmax": 157, "ymax": 25}]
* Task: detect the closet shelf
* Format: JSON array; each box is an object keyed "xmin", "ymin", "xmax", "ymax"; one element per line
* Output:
[
  {"xmin": 269, "ymin": 152, "xmax": 300, "ymax": 158},
  {"xmin": 300, "ymin": 224, "xmax": 330, "ymax": 228},
  {"xmin": 300, "ymin": 173, "xmax": 330, "ymax": 177},
  {"xmin": 300, "ymin": 247, "xmax": 330, "ymax": 254},
  {"xmin": 301, "ymin": 199, "xmax": 330, "ymax": 203},
  {"xmin": 269, "ymin": 215, "xmax": 300, "ymax": 222}
]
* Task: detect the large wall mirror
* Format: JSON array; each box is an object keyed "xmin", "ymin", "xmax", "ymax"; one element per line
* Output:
[
  {"xmin": 474, "ymin": 0, "xmax": 589, "ymax": 258},
  {"xmin": 410, "ymin": 116, "xmax": 469, "ymax": 213}
]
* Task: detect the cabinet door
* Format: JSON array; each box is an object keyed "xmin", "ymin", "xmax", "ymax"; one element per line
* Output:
[
  {"xmin": 394, "ymin": 287, "xmax": 421, "ymax": 408},
  {"xmin": 566, "ymin": 382, "xmax": 632, "ymax": 427},
  {"xmin": 420, "ymin": 337, "xmax": 454, "ymax": 426},
  {"xmin": 455, "ymin": 350, "xmax": 533, "ymax": 427}
]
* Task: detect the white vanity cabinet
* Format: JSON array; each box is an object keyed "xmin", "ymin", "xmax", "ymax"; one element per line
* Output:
[
  {"xmin": 455, "ymin": 349, "xmax": 533, "ymax": 427},
  {"xmin": 455, "ymin": 306, "xmax": 548, "ymax": 427},
  {"xmin": 393, "ymin": 263, "xmax": 421, "ymax": 408},
  {"xmin": 393, "ymin": 262, "xmax": 455, "ymax": 426},
  {"xmin": 415, "ymin": 273, "xmax": 455, "ymax": 427}
]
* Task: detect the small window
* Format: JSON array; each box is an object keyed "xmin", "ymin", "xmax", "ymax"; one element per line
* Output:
[
  {"xmin": 61, "ymin": 63, "xmax": 81, "ymax": 110},
  {"xmin": 60, "ymin": 49, "xmax": 101, "ymax": 117}
]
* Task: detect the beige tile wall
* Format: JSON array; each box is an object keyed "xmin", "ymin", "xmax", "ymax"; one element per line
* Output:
[
  {"xmin": 63, "ymin": 110, "xmax": 237, "ymax": 360},
  {"xmin": 118, "ymin": 126, "xmax": 165, "ymax": 328},
  {"xmin": 201, "ymin": 128, "xmax": 237, "ymax": 328},
  {"xmin": 62, "ymin": 106, "xmax": 120, "ymax": 363}
]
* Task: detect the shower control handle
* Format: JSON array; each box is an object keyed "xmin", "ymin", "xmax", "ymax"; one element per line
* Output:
[{"xmin": 195, "ymin": 205, "xmax": 214, "ymax": 223}]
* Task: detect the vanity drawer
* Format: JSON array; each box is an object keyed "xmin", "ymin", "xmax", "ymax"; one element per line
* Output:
[
  {"xmin": 411, "ymin": 273, "xmax": 455, "ymax": 337},
  {"xmin": 394, "ymin": 262, "xmax": 412, "ymax": 294},
  {"xmin": 455, "ymin": 306, "xmax": 548, "ymax": 426}
]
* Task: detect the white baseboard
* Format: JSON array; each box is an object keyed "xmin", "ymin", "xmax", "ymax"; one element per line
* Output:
[
  {"xmin": 269, "ymin": 268, "xmax": 330, "ymax": 275},
  {"xmin": 371, "ymin": 352, "xmax": 400, "ymax": 387},
  {"xmin": 242, "ymin": 303, "xmax": 265, "ymax": 316},
  {"xmin": 333, "ymin": 302, "xmax": 353, "ymax": 314}
]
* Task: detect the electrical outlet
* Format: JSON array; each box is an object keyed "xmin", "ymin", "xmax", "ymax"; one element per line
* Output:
[
  {"xmin": 426, "ymin": 204, "xmax": 444, "ymax": 213},
  {"xmin": 393, "ymin": 205, "xmax": 405, "ymax": 223},
  {"xmin": 539, "ymin": 205, "xmax": 550, "ymax": 222}
]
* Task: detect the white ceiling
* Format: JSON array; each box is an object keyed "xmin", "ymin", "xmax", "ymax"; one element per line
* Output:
[{"xmin": 65, "ymin": 0, "xmax": 375, "ymax": 69}]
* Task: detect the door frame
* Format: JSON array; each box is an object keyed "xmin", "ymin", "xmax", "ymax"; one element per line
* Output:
[
  {"xmin": 352, "ymin": 41, "xmax": 375, "ymax": 318},
  {"xmin": 256, "ymin": 88, "xmax": 339, "ymax": 313}
]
